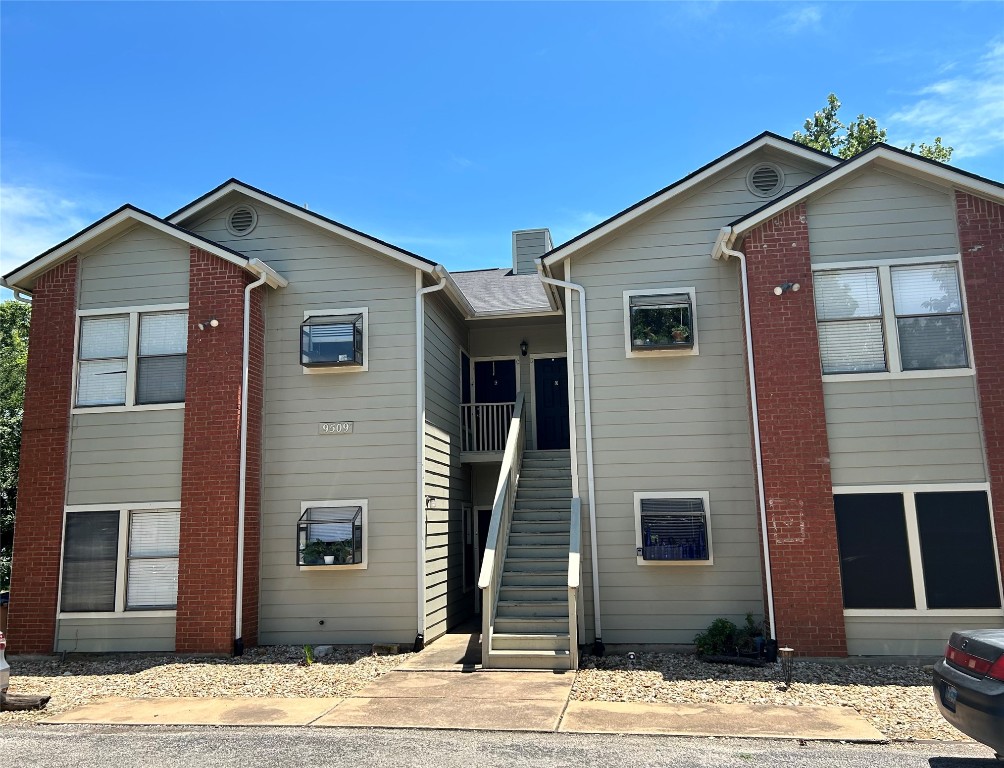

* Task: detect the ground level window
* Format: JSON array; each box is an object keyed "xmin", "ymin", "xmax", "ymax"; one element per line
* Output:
[
  {"xmin": 834, "ymin": 488, "xmax": 1000, "ymax": 613},
  {"xmin": 634, "ymin": 491, "xmax": 712, "ymax": 565}
]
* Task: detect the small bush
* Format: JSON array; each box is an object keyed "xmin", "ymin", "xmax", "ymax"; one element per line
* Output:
[{"xmin": 694, "ymin": 618, "xmax": 738, "ymax": 656}]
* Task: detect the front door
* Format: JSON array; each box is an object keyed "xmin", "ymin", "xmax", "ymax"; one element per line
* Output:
[{"xmin": 534, "ymin": 357, "xmax": 569, "ymax": 450}]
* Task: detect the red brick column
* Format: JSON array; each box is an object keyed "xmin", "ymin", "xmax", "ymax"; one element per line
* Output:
[
  {"xmin": 176, "ymin": 248, "xmax": 263, "ymax": 654},
  {"xmin": 956, "ymin": 191, "xmax": 1004, "ymax": 590},
  {"xmin": 741, "ymin": 203, "xmax": 847, "ymax": 657},
  {"xmin": 8, "ymin": 258, "xmax": 77, "ymax": 654}
]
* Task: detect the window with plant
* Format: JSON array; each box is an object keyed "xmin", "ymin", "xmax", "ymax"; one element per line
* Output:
[
  {"xmin": 628, "ymin": 293, "xmax": 695, "ymax": 351},
  {"xmin": 297, "ymin": 503, "xmax": 365, "ymax": 567}
]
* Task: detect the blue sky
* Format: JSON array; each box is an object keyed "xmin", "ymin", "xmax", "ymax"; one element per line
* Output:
[{"xmin": 2, "ymin": 1, "xmax": 1002, "ymax": 295}]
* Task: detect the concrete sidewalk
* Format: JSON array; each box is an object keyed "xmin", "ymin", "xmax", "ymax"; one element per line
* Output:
[{"xmin": 41, "ymin": 633, "xmax": 886, "ymax": 742}]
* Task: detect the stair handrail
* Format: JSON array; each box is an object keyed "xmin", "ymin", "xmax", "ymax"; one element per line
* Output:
[
  {"xmin": 568, "ymin": 496, "xmax": 581, "ymax": 670},
  {"xmin": 477, "ymin": 391, "xmax": 525, "ymax": 668}
]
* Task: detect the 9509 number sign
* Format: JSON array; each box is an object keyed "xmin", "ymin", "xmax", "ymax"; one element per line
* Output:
[{"xmin": 318, "ymin": 422, "xmax": 354, "ymax": 435}]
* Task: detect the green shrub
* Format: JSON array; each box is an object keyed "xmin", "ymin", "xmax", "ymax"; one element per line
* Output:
[{"xmin": 694, "ymin": 618, "xmax": 738, "ymax": 656}]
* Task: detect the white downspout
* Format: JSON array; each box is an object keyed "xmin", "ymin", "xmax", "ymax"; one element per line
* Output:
[
  {"xmin": 714, "ymin": 227, "xmax": 777, "ymax": 642},
  {"xmin": 537, "ymin": 264, "xmax": 603, "ymax": 649},
  {"xmin": 234, "ymin": 265, "xmax": 269, "ymax": 656},
  {"xmin": 415, "ymin": 267, "xmax": 449, "ymax": 650}
]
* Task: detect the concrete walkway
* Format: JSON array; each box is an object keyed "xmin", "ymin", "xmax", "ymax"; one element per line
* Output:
[{"xmin": 42, "ymin": 633, "xmax": 886, "ymax": 742}]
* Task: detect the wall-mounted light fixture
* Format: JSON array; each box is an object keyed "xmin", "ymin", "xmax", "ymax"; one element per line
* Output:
[
  {"xmin": 425, "ymin": 495, "xmax": 436, "ymax": 510},
  {"xmin": 197, "ymin": 317, "xmax": 219, "ymax": 331},
  {"xmin": 773, "ymin": 282, "xmax": 801, "ymax": 296},
  {"xmin": 520, "ymin": 339, "xmax": 528, "ymax": 357}
]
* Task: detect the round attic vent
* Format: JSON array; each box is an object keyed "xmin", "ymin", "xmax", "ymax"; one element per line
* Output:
[
  {"xmin": 746, "ymin": 163, "xmax": 785, "ymax": 198},
  {"xmin": 226, "ymin": 205, "xmax": 258, "ymax": 237}
]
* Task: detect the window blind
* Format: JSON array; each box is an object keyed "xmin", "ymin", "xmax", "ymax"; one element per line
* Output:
[
  {"xmin": 127, "ymin": 510, "xmax": 180, "ymax": 609},
  {"xmin": 139, "ymin": 312, "xmax": 188, "ymax": 356},
  {"xmin": 814, "ymin": 269, "xmax": 886, "ymax": 374},
  {"xmin": 77, "ymin": 359, "xmax": 128, "ymax": 406},
  {"xmin": 61, "ymin": 511, "xmax": 119, "ymax": 612},
  {"xmin": 891, "ymin": 264, "xmax": 967, "ymax": 370},
  {"xmin": 79, "ymin": 316, "xmax": 129, "ymax": 359},
  {"xmin": 639, "ymin": 497, "xmax": 709, "ymax": 561}
]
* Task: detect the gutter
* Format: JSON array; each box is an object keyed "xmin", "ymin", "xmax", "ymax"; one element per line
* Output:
[
  {"xmin": 235, "ymin": 258, "xmax": 287, "ymax": 657},
  {"xmin": 414, "ymin": 266, "xmax": 450, "ymax": 651},
  {"xmin": 537, "ymin": 264, "xmax": 604, "ymax": 652},
  {"xmin": 711, "ymin": 227, "xmax": 777, "ymax": 642}
]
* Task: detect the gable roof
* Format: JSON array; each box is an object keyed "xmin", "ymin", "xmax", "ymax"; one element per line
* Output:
[
  {"xmin": 452, "ymin": 268, "xmax": 557, "ymax": 316},
  {"xmin": 725, "ymin": 143, "xmax": 1004, "ymax": 245},
  {"xmin": 541, "ymin": 132, "xmax": 839, "ymax": 269},
  {"xmin": 167, "ymin": 178, "xmax": 439, "ymax": 274},
  {"xmin": 1, "ymin": 205, "xmax": 286, "ymax": 293}
]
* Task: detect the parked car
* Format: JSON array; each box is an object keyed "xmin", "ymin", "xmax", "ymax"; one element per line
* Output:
[{"xmin": 933, "ymin": 629, "xmax": 1004, "ymax": 757}]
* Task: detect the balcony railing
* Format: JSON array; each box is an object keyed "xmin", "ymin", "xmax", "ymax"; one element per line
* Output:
[{"xmin": 461, "ymin": 402, "xmax": 515, "ymax": 453}]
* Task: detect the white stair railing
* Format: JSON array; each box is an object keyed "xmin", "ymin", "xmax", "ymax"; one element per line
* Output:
[
  {"xmin": 568, "ymin": 497, "xmax": 581, "ymax": 670},
  {"xmin": 461, "ymin": 402, "xmax": 516, "ymax": 452},
  {"xmin": 477, "ymin": 391, "xmax": 525, "ymax": 668}
]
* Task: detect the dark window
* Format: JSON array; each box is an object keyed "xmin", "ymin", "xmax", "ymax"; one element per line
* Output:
[
  {"xmin": 891, "ymin": 264, "xmax": 968, "ymax": 371},
  {"xmin": 136, "ymin": 312, "xmax": 187, "ymax": 404},
  {"xmin": 834, "ymin": 494, "xmax": 915, "ymax": 609},
  {"xmin": 916, "ymin": 491, "xmax": 1000, "ymax": 609},
  {"xmin": 639, "ymin": 497, "xmax": 710, "ymax": 561},
  {"xmin": 301, "ymin": 314, "xmax": 364, "ymax": 367},
  {"xmin": 61, "ymin": 511, "xmax": 119, "ymax": 612},
  {"xmin": 461, "ymin": 352, "xmax": 471, "ymax": 405},
  {"xmin": 629, "ymin": 293, "xmax": 694, "ymax": 351},
  {"xmin": 473, "ymin": 359, "xmax": 516, "ymax": 403}
]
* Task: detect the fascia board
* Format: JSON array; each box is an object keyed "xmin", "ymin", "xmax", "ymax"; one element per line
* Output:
[
  {"xmin": 541, "ymin": 135, "xmax": 839, "ymax": 268},
  {"xmin": 167, "ymin": 181, "xmax": 438, "ymax": 275},
  {"xmin": 731, "ymin": 147, "xmax": 1004, "ymax": 241}
]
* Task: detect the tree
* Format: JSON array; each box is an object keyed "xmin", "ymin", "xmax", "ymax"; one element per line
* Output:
[
  {"xmin": 793, "ymin": 93, "xmax": 953, "ymax": 162},
  {"xmin": 0, "ymin": 299, "xmax": 30, "ymax": 591}
]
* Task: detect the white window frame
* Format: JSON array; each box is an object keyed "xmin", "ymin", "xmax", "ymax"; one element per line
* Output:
[
  {"xmin": 834, "ymin": 483, "xmax": 1004, "ymax": 618},
  {"xmin": 623, "ymin": 287, "xmax": 699, "ymax": 358},
  {"xmin": 298, "ymin": 499, "xmax": 368, "ymax": 571},
  {"xmin": 633, "ymin": 490, "xmax": 714, "ymax": 566},
  {"xmin": 72, "ymin": 303, "xmax": 189, "ymax": 414},
  {"xmin": 302, "ymin": 307, "xmax": 369, "ymax": 374},
  {"xmin": 813, "ymin": 255, "xmax": 975, "ymax": 382},
  {"xmin": 56, "ymin": 502, "xmax": 180, "ymax": 619}
]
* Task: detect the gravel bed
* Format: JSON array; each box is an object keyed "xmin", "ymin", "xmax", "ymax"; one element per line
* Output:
[
  {"xmin": 1, "ymin": 645, "xmax": 412, "ymax": 725},
  {"xmin": 571, "ymin": 652, "xmax": 964, "ymax": 742}
]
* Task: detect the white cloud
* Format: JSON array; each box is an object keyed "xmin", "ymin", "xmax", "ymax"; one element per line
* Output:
[
  {"xmin": 887, "ymin": 38, "xmax": 1004, "ymax": 159},
  {"xmin": 777, "ymin": 5, "xmax": 823, "ymax": 34},
  {"xmin": 0, "ymin": 185, "xmax": 101, "ymax": 278}
]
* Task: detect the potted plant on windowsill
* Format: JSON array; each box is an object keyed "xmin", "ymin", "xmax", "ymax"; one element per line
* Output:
[
  {"xmin": 671, "ymin": 324, "xmax": 690, "ymax": 343},
  {"xmin": 300, "ymin": 539, "xmax": 330, "ymax": 566}
]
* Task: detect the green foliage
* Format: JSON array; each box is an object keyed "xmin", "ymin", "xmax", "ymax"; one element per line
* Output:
[
  {"xmin": 793, "ymin": 93, "xmax": 953, "ymax": 162},
  {"xmin": 300, "ymin": 538, "xmax": 353, "ymax": 564},
  {"xmin": 303, "ymin": 645, "xmax": 315, "ymax": 666},
  {"xmin": 0, "ymin": 300, "xmax": 30, "ymax": 591},
  {"xmin": 694, "ymin": 618, "xmax": 738, "ymax": 656}
]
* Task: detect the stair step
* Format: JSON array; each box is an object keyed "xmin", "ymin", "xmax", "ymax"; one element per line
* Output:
[
  {"xmin": 506, "ymin": 544, "xmax": 567, "ymax": 559},
  {"xmin": 516, "ymin": 499, "xmax": 573, "ymax": 511},
  {"xmin": 517, "ymin": 477, "xmax": 573, "ymax": 488},
  {"xmin": 494, "ymin": 616, "xmax": 568, "ymax": 634},
  {"xmin": 499, "ymin": 586, "xmax": 568, "ymax": 602},
  {"xmin": 497, "ymin": 600, "xmax": 568, "ymax": 618},
  {"xmin": 490, "ymin": 633, "xmax": 570, "ymax": 651},
  {"xmin": 512, "ymin": 509, "xmax": 570, "ymax": 522},
  {"xmin": 501, "ymin": 571, "xmax": 566, "ymax": 586},
  {"xmin": 510, "ymin": 520, "xmax": 570, "ymax": 534},
  {"xmin": 516, "ymin": 487, "xmax": 573, "ymax": 500},
  {"xmin": 509, "ymin": 532, "xmax": 569, "ymax": 545},
  {"xmin": 485, "ymin": 649, "xmax": 572, "ymax": 670},
  {"xmin": 503, "ymin": 556, "xmax": 565, "ymax": 572}
]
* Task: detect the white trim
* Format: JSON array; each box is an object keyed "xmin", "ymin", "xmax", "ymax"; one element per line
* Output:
[
  {"xmin": 72, "ymin": 402, "xmax": 186, "ymax": 415},
  {"xmin": 301, "ymin": 306, "xmax": 369, "ymax": 374},
  {"xmin": 732, "ymin": 147, "xmax": 1004, "ymax": 240},
  {"xmin": 623, "ymin": 287, "xmax": 699, "ymax": 358},
  {"xmin": 633, "ymin": 491, "xmax": 714, "ymax": 567},
  {"xmin": 822, "ymin": 369, "xmax": 975, "ymax": 383},
  {"xmin": 57, "ymin": 502, "xmax": 182, "ymax": 619},
  {"xmin": 810, "ymin": 253, "xmax": 963, "ymax": 272},
  {"xmin": 168, "ymin": 182, "xmax": 438, "ymax": 275},
  {"xmin": 832, "ymin": 483, "xmax": 1003, "ymax": 616},
  {"xmin": 544, "ymin": 135, "xmax": 837, "ymax": 268},
  {"xmin": 298, "ymin": 499, "xmax": 369, "ymax": 571},
  {"xmin": 467, "ymin": 309, "xmax": 564, "ymax": 320},
  {"xmin": 844, "ymin": 609, "xmax": 1004, "ymax": 618},
  {"xmin": 77, "ymin": 302, "xmax": 189, "ymax": 317}
]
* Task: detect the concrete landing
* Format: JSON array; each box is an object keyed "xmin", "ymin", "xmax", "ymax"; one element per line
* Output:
[
  {"xmin": 44, "ymin": 696, "xmax": 342, "ymax": 727},
  {"xmin": 560, "ymin": 701, "xmax": 886, "ymax": 742},
  {"xmin": 395, "ymin": 632, "xmax": 481, "ymax": 672}
]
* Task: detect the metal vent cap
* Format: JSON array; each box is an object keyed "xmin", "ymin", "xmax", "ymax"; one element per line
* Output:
[
  {"xmin": 226, "ymin": 205, "xmax": 258, "ymax": 237},
  {"xmin": 746, "ymin": 163, "xmax": 785, "ymax": 198}
]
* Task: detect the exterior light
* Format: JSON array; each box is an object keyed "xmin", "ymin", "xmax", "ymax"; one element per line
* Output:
[{"xmin": 520, "ymin": 339, "xmax": 528, "ymax": 357}]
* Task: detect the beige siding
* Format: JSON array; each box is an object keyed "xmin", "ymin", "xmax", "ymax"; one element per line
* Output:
[
  {"xmin": 469, "ymin": 318, "xmax": 565, "ymax": 450},
  {"xmin": 807, "ymin": 168, "xmax": 959, "ymax": 264},
  {"xmin": 845, "ymin": 615, "xmax": 1003, "ymax": 656},
  {"xmin": 191, "ymin": 199, "xmax": 420, "ymax": 646},
  {"xmin": 78, "ymin": 225, "xmax": 189, "ymax": 309},
  {"xmin": 564, "ymin": 151, "xmax": 825, "ymax": 643},
  {"xmin": 423, "ymin": 292, "xmax": 471, "ymax": 641},
  {"xmin": 67, "ymin": 410, "xmax": 185, "ymax": 506},
  {"xmin": 824, "ymin": 377, "xmax": 986, "ymax": 485},
  {"xmin": 56, "ymin": 617, "xmax": 175, "ymax": 653}
]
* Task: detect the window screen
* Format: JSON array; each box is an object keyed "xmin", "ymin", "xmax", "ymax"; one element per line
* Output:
[
  {"xmin": 61, "ymin": 510, "xmax": 119, "ymax": 612},
  {"xmin": 77, "ymin": 316, "xmax": 129, "ymax": 406},
  {"xmin": 629, "ymin": 293, "xmax": 694, "ymax": 350},
  {"xmin": 301, "ymin": 314, "xmax": 364, "ymax": 367},
  {"xmin": 127, "ymin": 510, "xmax": 180, "ymax": 609},
  {"xmin": 136, "ymin": 312, "xmax": 187, "ymax": 404},
  {"xmin": 915, "ymin": 491, "xmax": 1000, "ymax": 609},
  {"xmin": 814, "ymin": 269, "xmax": 886, "ymax": 374},
  {"xmin": 834, "ymin": 494, "xmax": 915, "ymax": 609},
  {"xmin": 892, "ymin": 264, "xmax": 968, "ymax": 371},
  {"xmin": 639, "ymin": 497, "xmax": 709, "ymax": 561}
]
